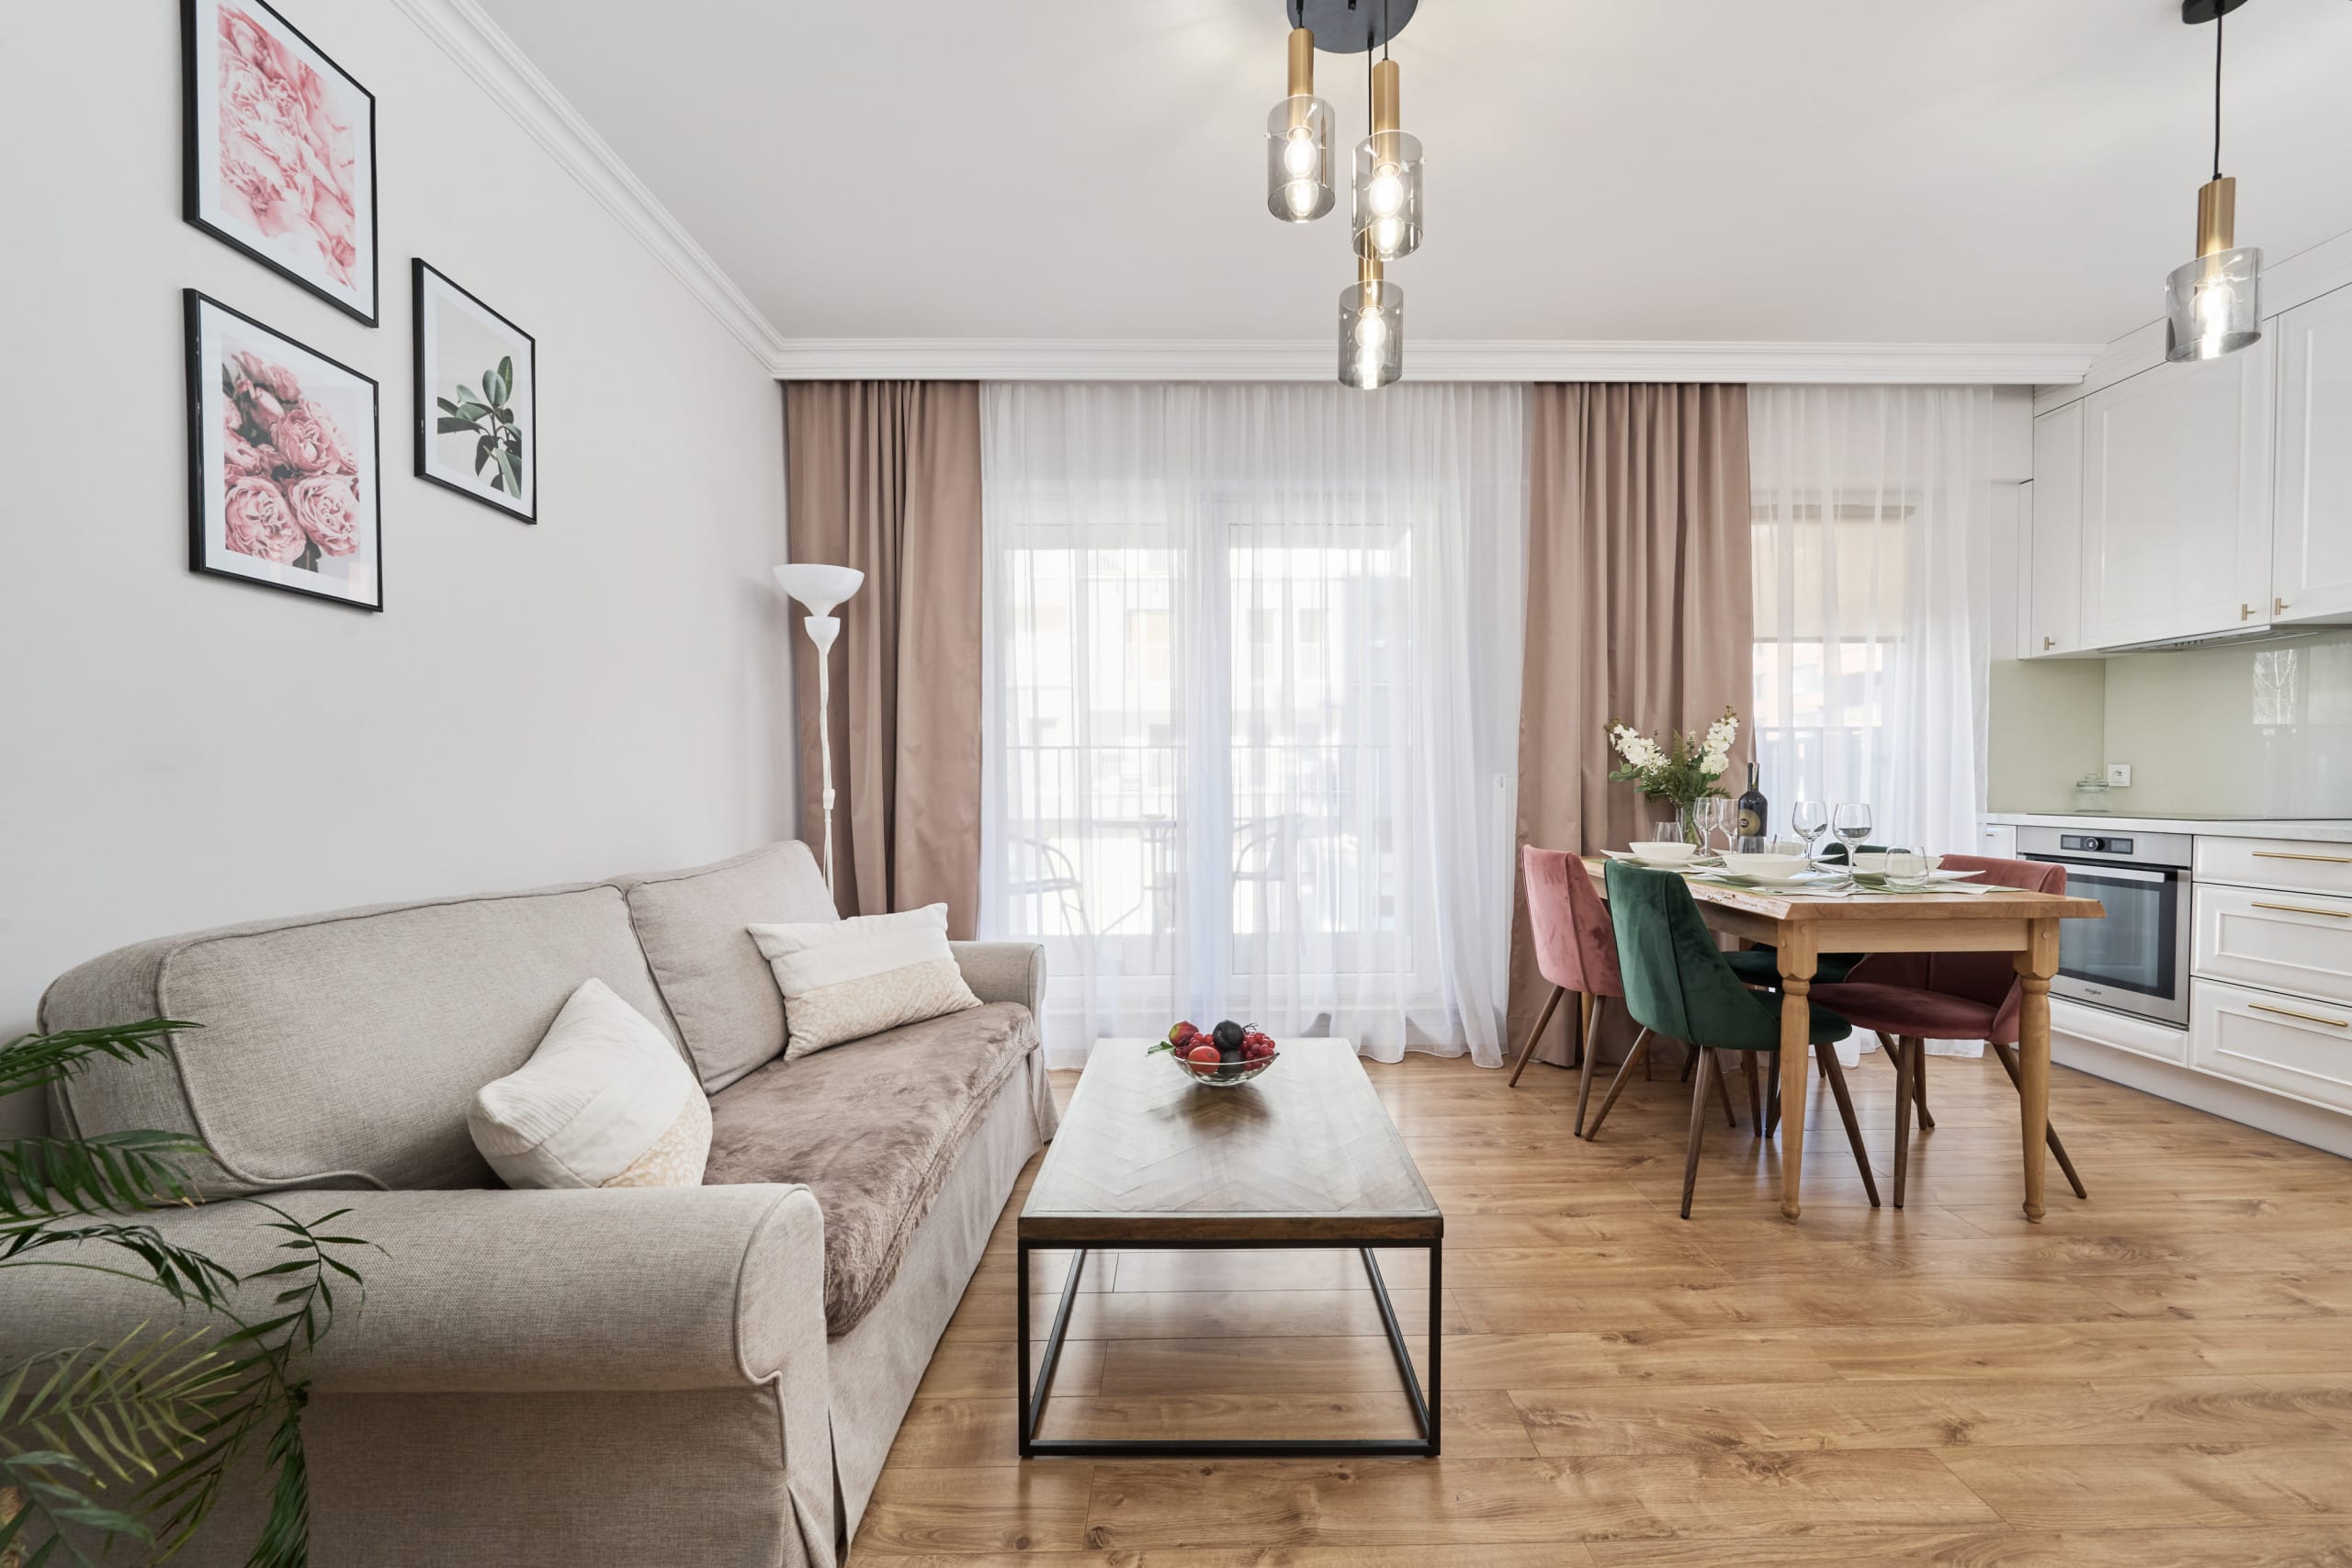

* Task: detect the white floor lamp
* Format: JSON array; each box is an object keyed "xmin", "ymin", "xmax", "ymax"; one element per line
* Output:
[{"xmin": 772, "ymin": 562, "xmax": 865, "ymax": 899}]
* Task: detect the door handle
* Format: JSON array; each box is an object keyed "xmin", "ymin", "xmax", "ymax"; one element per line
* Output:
[
  {"xmin": 2275, "ymin": 596, "xmax": 2290, "ymax": 616},
  {"xmin": 2248, "ymin": 1000, "xmax": 2350, "ymax": 1029},
  {"xmin": 2041, "ymin": 636, "xmax": 2055, "ymax": 651},
  {"xmin": 2251, "ymin": 901, "xmax": 2352, "ymax": 919},
  {"xmin": 2240, "ymin": 603, "xmax": 2256, "ymax": 621}
]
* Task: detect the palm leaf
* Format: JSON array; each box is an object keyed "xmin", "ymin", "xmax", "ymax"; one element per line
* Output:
[
  {"xmin": 0, "ymin": 1223, "xmax": 239, "ymax": 1312},
  {"xmin": 0, "ymin": 1132, "xmax": 208, "ymax": 1220},
  {"xmin": 0, "ymin": 1022, "xmax": 194, "ymax": 1100}
]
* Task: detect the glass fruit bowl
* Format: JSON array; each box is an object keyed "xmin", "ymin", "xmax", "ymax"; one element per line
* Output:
[{"xmin": 1171, "ymin": 1050, "xmax": 1279, "ymax": 1088}]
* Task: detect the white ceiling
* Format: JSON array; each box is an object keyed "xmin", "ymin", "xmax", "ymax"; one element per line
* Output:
[{"xmin": 473, "ymin": 0, "xmax": 2352, "ymax": 348}]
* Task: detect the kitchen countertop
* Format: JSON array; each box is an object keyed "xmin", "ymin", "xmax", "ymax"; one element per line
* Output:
[{"xmin": 1985, "ymin": 811, "xmax": 2352, "ymax": 844}]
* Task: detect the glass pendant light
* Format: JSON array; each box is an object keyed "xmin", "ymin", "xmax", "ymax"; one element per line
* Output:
[
  {"xmin": 2165, "ymin": 0, "xmax": 2261, "ymax": 362},
  {"xmin": 1266, "ymin": 24, "xmax": 1334, "ymax": 221},
  {"xmin": 1352, "ymin": 55, "xmax": 1423, "ymax": 260},
  {"xmin": 1340, "ymin": 252, "xmax": 1402, "ymax": 389}
]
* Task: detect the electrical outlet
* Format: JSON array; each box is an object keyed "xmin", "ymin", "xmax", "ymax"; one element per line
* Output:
[{"xmin": 2105, "ymin": 762, "xmax": 2133, "ymax": 788}]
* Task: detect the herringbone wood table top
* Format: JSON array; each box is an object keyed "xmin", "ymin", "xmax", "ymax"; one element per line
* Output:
[{"xmin": 1020, "ymin": 1039, "xmax": 1442, "ymax": 1245}]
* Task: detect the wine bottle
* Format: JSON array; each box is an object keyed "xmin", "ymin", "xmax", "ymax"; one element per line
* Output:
[{"xmin": 1736, "ymin": 761, "xmax": 1767, "ymax": 840}]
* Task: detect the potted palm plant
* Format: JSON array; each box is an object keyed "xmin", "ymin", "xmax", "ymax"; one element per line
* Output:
[{"xmin": 0, "ymin": 1020, "xmax": 371, "ymax": 1567}]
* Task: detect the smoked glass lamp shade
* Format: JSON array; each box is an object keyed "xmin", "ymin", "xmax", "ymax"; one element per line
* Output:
[
  {"xmin": 1339, "ymin": 278, "xmax": 1403, "ymax": 389},
  {"xmin": 2165, "ymin": 246, "xmax": 2263, "ymax": 362},
  {"xmin": 1351, "ymin": 130, "xmax": 1424, "ymax": 261},
  {"xmin": 1267, "ymin": 96, "xmax": 1336, "ymax": 221}
]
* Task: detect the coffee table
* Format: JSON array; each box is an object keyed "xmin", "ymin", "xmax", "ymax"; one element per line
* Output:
[{"xmin": 1016, "ymin": 1037, "xmax": 1443, "ymax": 1459}]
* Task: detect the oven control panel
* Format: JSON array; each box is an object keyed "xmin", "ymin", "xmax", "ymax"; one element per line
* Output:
[{"xmin": 2060, "ymin": 833, "xmax": 2131, "ymax": 854}]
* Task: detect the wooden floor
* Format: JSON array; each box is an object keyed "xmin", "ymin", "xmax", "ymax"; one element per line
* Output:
[{"xmin": 850, "ymin": 1048, "xmax": 2352, "ymax": 1566}]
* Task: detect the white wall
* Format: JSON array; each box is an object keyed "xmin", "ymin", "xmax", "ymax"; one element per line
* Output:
[{"xmin": 0, "ymin": 4, "xmax": 794, "ymax": 1130}]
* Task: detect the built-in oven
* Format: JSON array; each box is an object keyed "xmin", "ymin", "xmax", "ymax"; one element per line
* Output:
[{"xmin": 2017, "ymin": 827, "xmax": 2194, "ymax": 1028}]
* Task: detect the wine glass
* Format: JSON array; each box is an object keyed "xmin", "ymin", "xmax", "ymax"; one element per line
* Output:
[
  {"xmin": 1697, "ymin": 799, "xmax": 1737, "ymax": 858},
  {"xmin": 1791, "ymin": 799, "xmax": 1829, "ymax": 866},
  {"xmin": 1830, "ymin": 803, "xmax": 1874, "ymax": 882}
]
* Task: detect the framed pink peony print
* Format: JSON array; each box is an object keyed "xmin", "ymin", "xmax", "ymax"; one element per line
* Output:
[
  {"xmin": 186, "ymin": 290, "xmax": 383, "ymax": 611},
  {"xmin": 184, "ymin": 0, "xmax": 379, "ymax": 324}
]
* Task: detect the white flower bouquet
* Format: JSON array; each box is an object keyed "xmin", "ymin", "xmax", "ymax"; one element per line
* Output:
[{"xmin": 1606, "ymin": 707, "xmax": 1741, "ymax": 840}]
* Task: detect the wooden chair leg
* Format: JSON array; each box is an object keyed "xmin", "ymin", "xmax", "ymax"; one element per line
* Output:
[
  {"xmin": 1891, "ymin": 1035, "xmax": 1916, "ymax": 1209},
  {"xmin": 1574, "ymin": 997, "xmax": 1607, "ymax": 1138},
  {"xmin": 1508, "ymin": 986, "xmax": 1566, "ymax": 1088},
  {"xmin": 1679, "ymin": 1043, "xmax": 1696, "ymax": 1083},
  {"xmin": 1744, "ymin": 1051, "xmax": 1763, "ymax": 1136},
  {"xmin": 1992, "ymin": 1043, "xmax": 2086, "ymax": 1199},
  {"xmin": 1912, "ymin": 1039, "xmax": 1936, "ymax": 1130},
  {"xmin": 1582, "ymin": 1026, "xmax": 1655, "ymax": 1143},
  {"xmin": 1765, "ymin": 1048, "xmax": 1781, "ymax": 1137},
  {"xmin": 1679, "ymin": 1046, "xmax": 1716, "ymax": 1220},
  {"xmin": 1816, "ymin": 1046, "xmax": 1883, "ymax": 1209},
  {"xmin": 1713, "ymin": 1049, "xmax": 1738, "ymax": 1128},
  {"xmin": 1575, "ymin": 991, "xmax": 1593, "ymax": 1071}
]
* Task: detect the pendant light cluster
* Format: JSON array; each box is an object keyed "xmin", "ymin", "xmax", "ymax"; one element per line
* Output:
[
  {"xmin": 1264, "ymin": 0, "xmax": 1424, "ymax": 389},
  {"xmin": 2165, "ymin": 0, "xmax": 2262, "ymax": 362}
]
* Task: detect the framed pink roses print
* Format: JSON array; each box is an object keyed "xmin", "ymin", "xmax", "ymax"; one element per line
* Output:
[
  {"xmin": 184, "ymin": 0, "xmax": 379, "ymax": 324},
  {"xmin": 414, "ymin": 260, "xmax": 537, "ymax": 522},
  {"xmin": 187, "ymin": 290, "xmax": 382, "ymax": 611}
]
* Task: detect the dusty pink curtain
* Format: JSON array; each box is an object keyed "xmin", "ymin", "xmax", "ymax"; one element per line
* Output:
[
  {"xmin": 1509, "ymin": 384, "xmax": 1754, "ymax": 1067},
  {"xmin": 783, "ymin": 382, "xmax": 983, "ymax": 933}
]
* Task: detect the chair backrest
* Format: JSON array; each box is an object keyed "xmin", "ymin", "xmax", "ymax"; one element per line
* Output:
[
  {"xmin": 1521, "ymin": 846, "xmax": 1623, "ymax": 998},
  {"xmin": 1603, "ymin": 859, "xmax": 1782, "ymax": 1053},
  {"xmin": 1848, "ymin": 854, "xmax": 2066, "ymax": 1042}
]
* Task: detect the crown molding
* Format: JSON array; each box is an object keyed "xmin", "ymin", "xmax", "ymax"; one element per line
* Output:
[
  {"xmin": 389, "ymin": 0, "xmax": 788, "ymax": 368},
  {"xmin": 771, "ymin": 338, "xmax": 2106, "ymax": 385}
]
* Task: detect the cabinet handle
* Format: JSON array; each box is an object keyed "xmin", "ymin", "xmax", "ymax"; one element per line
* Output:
[
  {"xmin": 2041, "ymin": 636, "xmax": 2055, "ymax": 651},
  {"xmin": 2251, "ymin": 900, "xmax": 2352, "ymax": 919},
  {"xmin": 2275, "ymin": 596, "xmax": 2290, "ymax": 616},
  {"xmin": 2248, "ymin": 1000, "xmax": 2350, "ymax": 1030},
  {"xmin": 2240, "ymin": 603, "xmax": 2256, "ymax": 621},
  {"xmin": 2252, "ymin": 851, "xmax": 2352, "ymax": 864}
]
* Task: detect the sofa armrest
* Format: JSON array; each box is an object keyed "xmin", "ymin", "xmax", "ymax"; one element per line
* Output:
[
  {"xmin": 0, "ymin": 1184, "xmax": 829, "ymax": 1396},
  {"xmin": 951, "ymin": 941, "xmax": 1046, "ymax": 1019}
]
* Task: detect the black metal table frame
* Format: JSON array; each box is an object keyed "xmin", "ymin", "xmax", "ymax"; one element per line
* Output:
[{"xmin": 1015, "ymin": 1235, "xmax": 1442, "ymax": 1459}]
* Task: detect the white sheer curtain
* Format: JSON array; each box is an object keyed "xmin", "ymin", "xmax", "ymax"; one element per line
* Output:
[
  {"xmin": 979, "ymin": 382, "xmax": 1528, "ymax": 1069},
  {"xmin": 1749, "ymin": 385, "xmax": 1993, "ymax": 1057}
]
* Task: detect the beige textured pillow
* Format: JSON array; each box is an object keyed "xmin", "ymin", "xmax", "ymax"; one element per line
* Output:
[
  {"xmin": 749, "ymin": 903, "xmax": 982, "ymax": 1061},
  {"xmin": 469, "ymin": 978, "xmax": 711, "ymax": 1189}
]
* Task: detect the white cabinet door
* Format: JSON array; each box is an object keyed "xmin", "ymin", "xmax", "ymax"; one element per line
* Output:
[
  {"xmin": 2273, "ymin": 282, "xmax": 2352, "ymax": 624},
  {"xmin": 2026, "ymin": 405, "xmax": 2081, "ymax": 657},
  {"xmin": 2193, "ymin": 883, "xmax": 2352, "ymax": 1009},
  {"xmin": 2189, "ymin": 977, "xmax": 2352, "ymax": 1115},
  {"xmin": 1979, "ymin": 821, "xmax": 2019, "ymax": 859},
  {"xmin": 2078, "ymin": 339, "xmax": 2275, "ymax": 649}
]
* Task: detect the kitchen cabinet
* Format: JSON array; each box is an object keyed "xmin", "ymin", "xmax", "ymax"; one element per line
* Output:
[
  {"xmin": 2076, "ymin": 337, "xmax": 2274, "ymax": 649},
  {"xmin": 2189, "ymin": 978, "xmax": 2352, "ymax": 1116},
  {"xmin": 1978, "ymin": 821, "xmax": 2019, "ymax": 859},
  {"xmin": 2272, "ymin": 282, "xmax": 2352, "ymax": 624},
  {"xmin": 2025, "ymin": 406, "xmax": 2081, "ymax": 658},
  {"xmin": 2194, "ymin": 883, "xmax": 2352, "ymax": 1009}
]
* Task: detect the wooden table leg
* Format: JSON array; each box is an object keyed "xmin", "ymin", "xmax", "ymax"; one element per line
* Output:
[
  {"xmin": 1776, "ymin": 929, "xmax": 1818, "ymax": 1222},
  {"xmin": 2015, "ymin": 919, "xmax": 2059, "ymax": 1224}
]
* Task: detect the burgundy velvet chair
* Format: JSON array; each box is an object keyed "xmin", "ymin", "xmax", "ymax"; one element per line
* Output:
[
  {"xmin": 1808, "ymin": 853, "xmax": 2086, "ymax": 1208},
  {"xmin": 1510, "ymin": 847, "xmax": 1734, "ymax": 1138}
]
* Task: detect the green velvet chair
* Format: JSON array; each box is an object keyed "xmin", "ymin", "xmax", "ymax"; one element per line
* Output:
[{"xmin": 1601, "ymin": 860, "xmax": 1882, "ymax": 1218}]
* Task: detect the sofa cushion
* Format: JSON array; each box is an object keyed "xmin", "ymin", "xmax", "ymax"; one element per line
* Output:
[
  {"xmin": 616, "ymin": 841, "xmax": 836, "ymax": 1093},
  {"xmin": 40, "ymin": 883, "xmax": 676, "ymax": 1197},
  {"xmin": 702, "ymin": 1000, "xmax": 1038, "ymax": 1335}
]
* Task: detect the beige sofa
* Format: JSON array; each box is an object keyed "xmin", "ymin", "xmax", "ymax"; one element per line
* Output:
[{"xmin": 6, "ymin": 841, "xmax": 1054, "ymax": 1568}]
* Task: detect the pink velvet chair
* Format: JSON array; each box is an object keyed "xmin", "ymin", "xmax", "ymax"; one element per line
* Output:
[
  {"xmin": 1809, "ymin": 853, "xmax": 2086, "ymax": 1208},
  {"xmin": 1514, "ymin": 846, "xmax": 1695, "ymax": 1138}
]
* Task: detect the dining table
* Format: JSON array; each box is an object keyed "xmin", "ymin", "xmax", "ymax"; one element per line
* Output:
[{"xmin": 1582, "ymin": 856, "xmax": 2107, "ymax": 1223}]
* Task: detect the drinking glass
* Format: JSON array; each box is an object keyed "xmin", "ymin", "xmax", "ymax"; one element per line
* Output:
[
  {"xmin": 1830, "ymin": 803, "xmax": 1873, "ymax": 882},
  {"xmin": 1698, "ymin": 799, "xmax": 1738, "ymax": 854},
  {"xmin": 1791, "ymin": 799, "xmax": 1829, "ymax": 864},
  {"xmin": 1883, "ymin": 845, "xmax": 1932, "ymax": 890}
]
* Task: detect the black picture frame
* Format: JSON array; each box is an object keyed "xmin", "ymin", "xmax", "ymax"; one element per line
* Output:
[
  {"xmin": 186, "ymin": 288, "xmax": 385, "ymax": 612},
  {"xmin": 412, "ymin": 258, "xmax": 538, "ymax": 524},
  {"xmin": 182, "ymin": 0, "xmax": 380, "ymax": 325}
]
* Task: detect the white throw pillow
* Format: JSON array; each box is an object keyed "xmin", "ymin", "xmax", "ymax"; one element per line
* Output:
[
  {"xmin": 749, "ymin": 903, "xmax": 982, "ymax": 1062},
  {"xmin": 469, "ymin": 977, "xmax": 711, "ymax": 1189}
]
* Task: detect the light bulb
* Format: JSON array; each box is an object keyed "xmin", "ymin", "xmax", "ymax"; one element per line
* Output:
[
  {"xmin": 1352, "ymin": 353, "xmax": 1382, "ymax": 389},
  {"xmin": 1368, "ymin": 216, "xmax": 1406, "ymax": 257},
  {"xmin": 2196, "ymin": 280, "xmax": 2234, "ymax": 334},
  {"xmin": 1353, "ymin": 310, "xmax": 1388, "ymax": 350},
  {"xmin": 1367, "ymin": 164, "xmax": 1405, "ymax": 218},
  {"xmin": 1283, "ymin": 178, "xmax": 1320, "ymax": 218},
  {"xmin": 1282, "ymin": 128, "xmax": 1318, "ymax": 177}
]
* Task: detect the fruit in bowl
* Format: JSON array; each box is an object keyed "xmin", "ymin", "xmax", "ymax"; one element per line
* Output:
[{"xmin": 1152, "ymin": 1020, "xmax": 1278, "ymax": 1086}]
